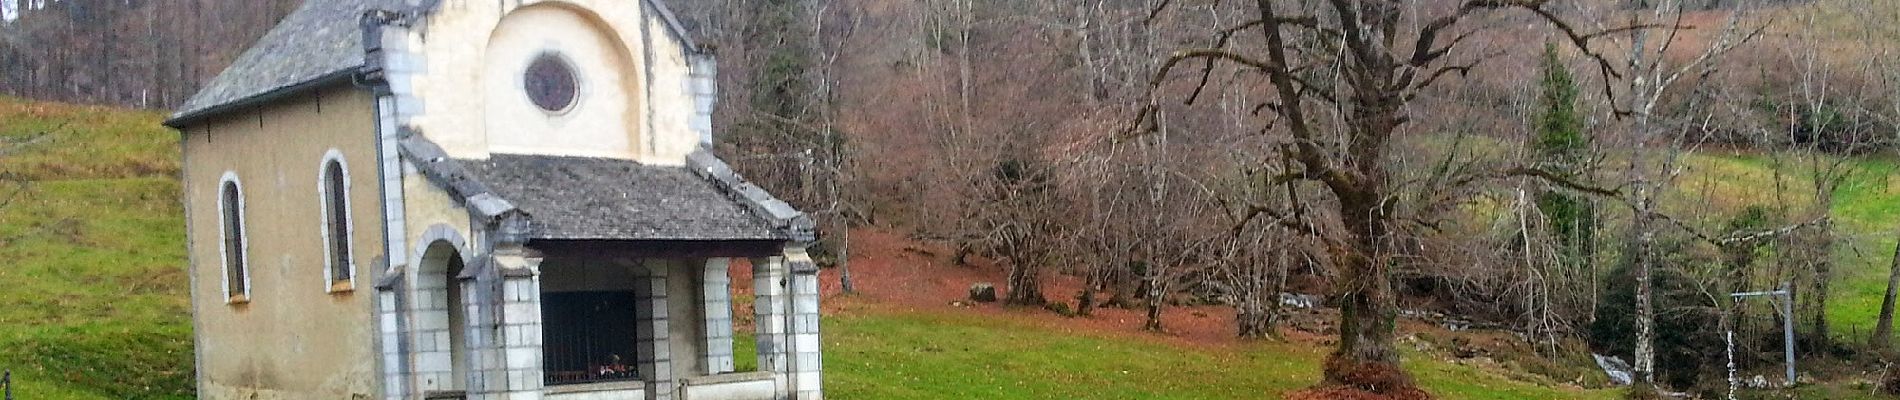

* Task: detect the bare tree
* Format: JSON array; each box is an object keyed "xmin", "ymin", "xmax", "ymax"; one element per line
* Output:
[{"xmin": 1132, "ymin": 0, "xmax": 1650, "ymax": 392}]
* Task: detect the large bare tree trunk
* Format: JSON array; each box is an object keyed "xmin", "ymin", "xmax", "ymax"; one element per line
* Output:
[
  {"xmin": 1876, "ymin": 234, "xmax": 1900, "ymax": 351},
  {"xmin": 1325, "ymin": 136, "xmax": 1404, "ymax": 389},
  {"xmin": 1631, "ymin": 199, "xmax": 1658, "ymax": 385}
]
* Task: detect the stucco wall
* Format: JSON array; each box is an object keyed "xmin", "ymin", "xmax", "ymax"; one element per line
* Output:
[
  {"xmin": 642, "ymin": 14, "xmax": 703, "ymax": 163},
  {"xmin": 399, "ymin": 163, "xmax": 475, "ymax": 263},
  {"xmin": 410, "ymin": 0, "xmax": 704, "ymax": 165},
  {"xmin": 178, "ymin": 85, "xmax": 385, "ymax": 399}
]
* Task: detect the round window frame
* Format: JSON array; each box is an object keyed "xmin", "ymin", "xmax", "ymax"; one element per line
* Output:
[{"xmin": 522, "ymin": 52, "xmax": 584, "ymax": 115}]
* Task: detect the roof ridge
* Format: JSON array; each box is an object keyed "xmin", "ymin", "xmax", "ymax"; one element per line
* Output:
[
  {"xmin": 685, "ymin": 149, "xmax": 817, "ymax": 244},
  {"xmin": 397, "ymin": 133, "xmax": 523, "ymax": 221}
]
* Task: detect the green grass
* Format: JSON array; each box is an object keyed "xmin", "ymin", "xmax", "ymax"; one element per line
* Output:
[
  {"xmin": 0, "ymin": 97, "xmax": 192, "ymax": 399},
  {"xmin": 0, "ymin": 97, "xmax": 177, "ymax": 181},
  {"xmin": 1686, "ymin": 152, "xmax": 1900, "ymax": 342},
  {"xmin": 1821, "ymin": 156, "xmax": 1899, "ymax": 343},
  {"xmin": 821, "ymin": 310, "xmax": 1619, "ymax": 400}
]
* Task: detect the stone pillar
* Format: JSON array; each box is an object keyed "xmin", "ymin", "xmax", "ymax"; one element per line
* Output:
[
  {"xmin": 634, "ymin": 261, "xmax": 673, "ymax": 400},
  {"xmin": 492, "ymin": 246, "xmax": 545, "ymax": 400},
  {"xmin": 375, "ymin": 272, "xmax": 409, "ymax": 400},
  {"xmin": 783, "ymin": 248, "xmax": 824, "ymax": 400},
  {"xmin": 702, "ymin": 258, "xmax": 736, "ymax": 375},
  {"xmin": 459, "ymin": 274, "xmax": 497, "ymax": 400},
  {"xmin": 749, "ymin": 255, "xmax": 789, "ymax": 383}
]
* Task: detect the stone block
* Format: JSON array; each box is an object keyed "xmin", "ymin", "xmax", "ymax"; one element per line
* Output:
[
  {"xmin": 504, "ymin": 303, "xmax": 539, "ymax": 322},
  {"xmin": 795, "ymin": 334, "xmax": 820, "ymax": 351},
  {"xmin": 707, "ymin": 357, "xmax": 736, "ymax": 375},
  {"xmin": 417, "ymin": 333, "xmax": 438, "ymax": 354},
  {"xmin": 382, "ymin": 352, "xmax": 403, "ymax": 374},
  {"xmin": 470, "ymin": 326, "xmax": 490, "ymax": 348},
  {"xmin": 522, "ymin": 324, "xmax": 542, "ymax": 346},
  {"xmin": 795, "ymin": 373, "xmax": 820, "ymax": 392},
  {"xmin": 792, "ymin": 315, "xmax": 818, "ymax": 334},
  {"xmin": 649, "ymin": 344, "xmax": 671, "ymax": 360},
  {"xmin": 705, "ymin": 304, "xmax": 730, "ymax": 320},
  {"xmin": 507, "ymin": 371, "xmax": 527, "ymax": 391},
  {"xmin": 423, "ymin": 372, "xmax": 452, "ymax": 391},
  {"xmin": 646, "ymin": 300, "xmax": 669, "ymax": 320},
  {"xmin": 794, "ymin": 296, "xmax": 820, "ymax": 314},
  {"xmin": 756, "ymin": 317, "xmax": 784, "ymax": 334},
  {"xmin": 794, "ymin": 352, "xmax": 822, "ymax": 372},
  {"xmin": 417, "ymin": 351, "xmax": 451, "ymax": 373},
  {"xmin": 506, "ymin": 347, "xmax": 541, "ymax": 369},
  {"xmin": 481, "ymin": 348, "xmax": 502, "ymax": 369},
  {"xmin": 707, "ymin": 337, "xmax": 733, "ymax": 355}
]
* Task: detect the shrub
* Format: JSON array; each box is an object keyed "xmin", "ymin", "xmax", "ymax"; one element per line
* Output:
[{"xmin": 1588, "ymin": 239, "xmax": 1723, "ymax": 390}]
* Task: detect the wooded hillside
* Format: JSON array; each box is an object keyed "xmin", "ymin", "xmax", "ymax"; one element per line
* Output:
[{"xmin": 0, "ymin": 0, "xmax": 300, "ymax": 107}]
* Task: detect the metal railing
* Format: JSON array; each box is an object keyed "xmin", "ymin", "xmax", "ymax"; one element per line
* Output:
[{"xmin": 542, "ymin": 332, "xmax": 640, "ymax": 386}]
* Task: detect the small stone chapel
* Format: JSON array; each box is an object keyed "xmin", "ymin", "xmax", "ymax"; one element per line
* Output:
[{"xmin": 162, "ymin": 1, "xmax": 825, "ymax": 399}]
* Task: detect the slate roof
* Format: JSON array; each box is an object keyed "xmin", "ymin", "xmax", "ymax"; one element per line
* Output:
[
  {"xmin": 458, "ymin": 154, "xmax": 787, "ymax": 241},
  {"xmin": 166, "ymin": 0, "xmax": 707, "ymax": 126},
  {"xmin": 169, "ymin": 0, "xmax": 407, "ymax": 124}
]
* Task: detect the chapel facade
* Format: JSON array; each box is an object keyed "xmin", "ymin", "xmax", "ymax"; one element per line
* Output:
[{"xmin": 164, "ymin": 1, "xmax": 824, "ymax": 399}]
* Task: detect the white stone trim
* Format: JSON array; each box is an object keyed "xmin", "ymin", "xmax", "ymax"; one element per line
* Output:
[
  {"xmin": 409, "ymin": 225, "xmax": 472, "ymax": 394},
  {"xmin": 410, "ymin": 225, "xmax": 471, "ymax": 270},
  {"xmin": 216, "ymin": 171, "xmax": 252, "ymax": 304},
  {"xmin": 366, "ymin": 16, "xmax": 422, "ymax": 400},
  {"xmin": 701, "ymin": 258, "xmax": 735, "ymax": 375},
  {"xmin": 317, "ymin": 149, "xmax": 358, "ymax": 293}
]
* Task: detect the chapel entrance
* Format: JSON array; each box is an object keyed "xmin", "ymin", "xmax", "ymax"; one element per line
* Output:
[
  {"xmin": 537, "ymin": 257, "xmax": 644, "ymax": 387},
  {"xmin": 418, "ymin": 241, "xmax": 472, "ymax": 395}
]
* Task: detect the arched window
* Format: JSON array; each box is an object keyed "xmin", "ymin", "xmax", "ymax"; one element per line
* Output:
[
  {"xmin": 219, "ymin": 173, "xmax": 250, "ymax": 303},
  {"xmin": 320, "ymin": 152, "xmax": 355, "ymax": 291}
]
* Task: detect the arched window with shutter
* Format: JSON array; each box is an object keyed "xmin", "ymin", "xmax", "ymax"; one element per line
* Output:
[
  {"xmin": 319, "ymin": 151, "xmax": 355, "ymax": 292},
  {"xmin": 219, "ymin": 172, "xmax": 250, "ymax": 303}
]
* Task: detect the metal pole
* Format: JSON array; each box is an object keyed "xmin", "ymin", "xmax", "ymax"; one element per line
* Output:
[
  {"xmin": 1780, "ymin": 283, "xmax": 1796, "ymax": 385},
  {"xmin": 1730, "ymin": 284, "xmax": 1800, "ymax": 388}
]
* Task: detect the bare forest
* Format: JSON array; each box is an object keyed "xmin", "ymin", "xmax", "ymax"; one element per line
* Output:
[{"xmin": 5, "ymin": 0, "xmax": 1900, "ymax": 397}]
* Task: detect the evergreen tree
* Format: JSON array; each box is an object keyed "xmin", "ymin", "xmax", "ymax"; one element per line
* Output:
[{"xmin": 1532, "ymin": 43, "xmax": 1598, "ymax": 286}]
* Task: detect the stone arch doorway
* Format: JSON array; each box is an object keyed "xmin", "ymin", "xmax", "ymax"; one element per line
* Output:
[{"xmin": 417, "ymin": 240, "xmax": 472, "ymax": 393}]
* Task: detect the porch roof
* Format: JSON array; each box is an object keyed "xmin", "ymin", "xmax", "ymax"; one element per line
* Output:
[{"xmin": 458, "ymin": 154, "xmax": 789, "ymax": 241}]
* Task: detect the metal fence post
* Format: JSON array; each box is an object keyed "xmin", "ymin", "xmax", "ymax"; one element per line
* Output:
[
  {"xmin": 1779, "ymin": 282, "xmax": 1796, "ymax": 385},
  {"xmin": 1731, "ymin": 283, "xmax": 1799, "ymax": 389}
]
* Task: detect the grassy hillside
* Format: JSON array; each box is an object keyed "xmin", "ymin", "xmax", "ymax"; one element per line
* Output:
[
  {"xmin": 1682, "ymin": 152, "xmax": 1900, "ymax": 340},
  {"xmin": 0, "ymin": 98, "xmax": 192, "ymax": 399}
]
